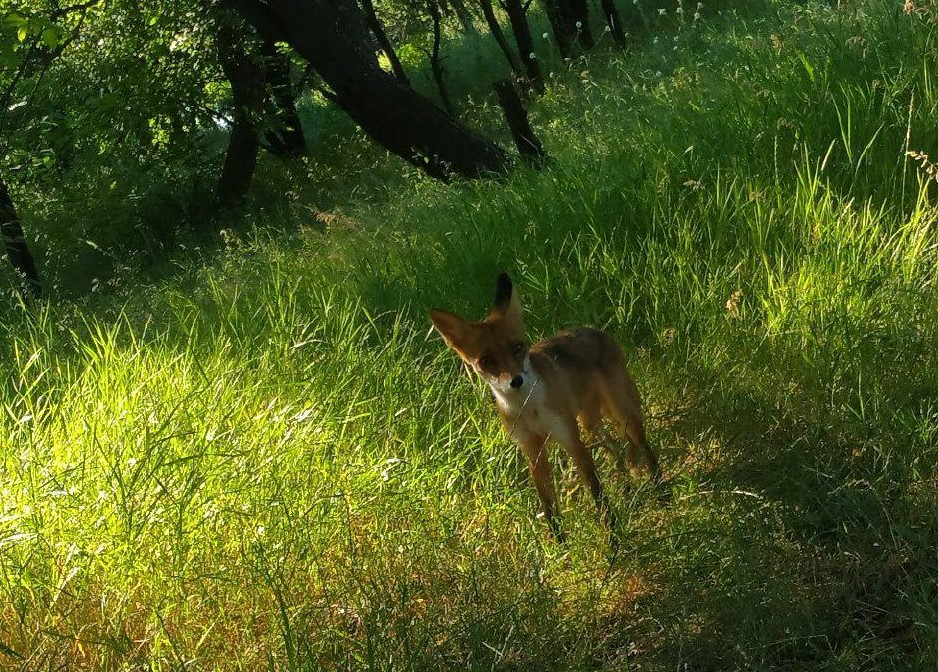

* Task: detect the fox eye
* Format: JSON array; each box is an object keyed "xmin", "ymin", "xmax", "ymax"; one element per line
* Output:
[
  {"xmin": 511, "ymin": 342, "xmax": 525, "ymax": 354},
  {"xmin": 478, "ymin": 355, "xmax": 492, "ymax": 368}
]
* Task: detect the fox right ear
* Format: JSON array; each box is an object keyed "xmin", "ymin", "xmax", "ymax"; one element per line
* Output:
[
  {"xmin": 430, "ymin": 310, "xmax": 469, "ymax": 350},
  {"xmin": 493, "ymin": 272, "xmax": 524, "ymax": 331}
]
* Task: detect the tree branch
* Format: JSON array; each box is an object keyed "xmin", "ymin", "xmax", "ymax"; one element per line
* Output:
[{"xmin": 222, "ymin": 0, "xmax": 286, "ymax": 44}]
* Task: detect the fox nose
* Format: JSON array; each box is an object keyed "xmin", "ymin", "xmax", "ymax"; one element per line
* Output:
[{"xmin": 510, "ymin": 374, "xmax": 524, "ymax": 389}]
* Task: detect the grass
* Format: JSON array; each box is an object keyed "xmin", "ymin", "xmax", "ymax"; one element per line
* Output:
[{"xmin": 3, "ymin": 0, "xmax": 938, "ymax": 669}]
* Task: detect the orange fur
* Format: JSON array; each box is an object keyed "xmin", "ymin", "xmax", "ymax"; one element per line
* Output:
[{"xmin": 430, "ymin": 274, "xmax": 659, "ymax": 541}]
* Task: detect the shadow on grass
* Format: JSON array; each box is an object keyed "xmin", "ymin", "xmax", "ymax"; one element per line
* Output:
[{"xmin": 627, "ymin": 376, "xmax": 936, "ymax": 671}]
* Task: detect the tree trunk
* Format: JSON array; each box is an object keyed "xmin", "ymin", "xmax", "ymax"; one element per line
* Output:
[
  {"xmin": 215, "ymin": 12, "xmax": 265, "ymax": 208},
  {"xmin": 259, "ymin": 38, "xmax": 307, "ymax": 156},
  {"xmin": 503, "ymin": 0, "xmax": 544, "ymax": 95},
  {"xmin": 426, "ymin": 0, "xmax": 454, "ymax": 116},
  {"xmin": 494, "ymin": 79, "xmax": 546, "ymax": 166},
  {"xmin": 360, "ymin": 0, "xmax": 409, "ymax": 84},
  {"xmin": 0, "ymin": 178, "xmax": 41, "ymax": 301},
  {"xmin": 478, "ymin": 0, "xmax": 524, "ymax": 76},
  {"xmin": 600, "ymin": 0, "xmax": 627, "ymax": 46},
  {"xmin": 541, "ymin": 0, "xmax": 573, "ymax": 57},
  {"xmin": 446, "ymin": 0, "xmax": 478, "ymax": 35},
  {"xmin": 227, "ymin": 0, "xmax": 508, "ymax": 180},
  {"xmin": 564, "ymin": 0, "xmax": 593, "ymax": 49},
  {"xmin": 542, "ymin": 0, "xmax": 593, "ymax": 55}
]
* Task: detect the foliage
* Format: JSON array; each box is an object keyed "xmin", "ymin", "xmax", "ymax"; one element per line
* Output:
[{"xmin": 1, "ymin": 0, "xmax": 228, "ymax": 294}]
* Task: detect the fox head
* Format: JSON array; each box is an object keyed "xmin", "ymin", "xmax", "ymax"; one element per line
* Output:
[{"xmin": 430, "ymin": 273, "xmax": 533, "ymax": 397}]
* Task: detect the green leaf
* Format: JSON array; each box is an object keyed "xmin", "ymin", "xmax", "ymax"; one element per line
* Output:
[
  {"xmin": 3, "ymin": 12, "xmax": 26, "ymax": 28},
  {"xmin": 17, "ymin": 25, "xmax": 27, "ymax": 41},
  {"xmin": 41, "ymin": 27, "xmax": 60, "ymax": 48}
]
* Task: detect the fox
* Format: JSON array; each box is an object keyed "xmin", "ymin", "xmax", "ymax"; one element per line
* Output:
[{"xmin": 430, "ymin": 273, "xmax": 660, "ymax": 542}]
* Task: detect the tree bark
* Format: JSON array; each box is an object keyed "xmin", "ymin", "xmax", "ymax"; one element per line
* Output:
[
  {"xmin": 446, "ymin": 0, "xmax": 478, "ymax": 35},
  {"xmin": 259, "ymin": 38, "xmax": 307, "ymax": 156},
  {"xmin": 564, "ymin": 0, "xmax": 593, "ymax": 49},
  {"xmin": 0, "ymin": 178, "xmax": 41, "ymax": 301},
  {"xmin": 600, "ymin": 0, "xmax": 627, "ymax": 46},
  {"xmin": 426, "ymin": 0, "xmax": 455, "ymax": 116},
  {"xmin": 503, "ymin": 0, "xmax": 544, "ymax": 95},
  {"xmin": 227, "ymin": 0, "xmax": 508, "ymax": 180},
  {"xmin": 541, "ymin": 0, "xmax": 573, "ymax": 57},
  {"xmin": 215, "ymin": 11, "xmax": 265, "ymax": 208},
  {"xmin": 494, "ymin": 79, "xmax": 546, "ymax": 166},
  {"xmin": 478, "ymin": 0, "xmax": 524, "ymax": 77},
  {"xmin": 360, "ymin": 0, "xmax": 409, "ymax": 84},
  {"xmin": 542, "ymin": 0, "xmax": 593, "ymax": 55}
]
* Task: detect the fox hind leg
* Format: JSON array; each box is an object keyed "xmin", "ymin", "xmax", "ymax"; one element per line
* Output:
[
  {"xmin": 552, "ymin": 415, "xmax": 620, "ymax": 546},
  {"xmin": 579, "ymin": 400, "xmax": 630, "ymax": 478},
  {"xmin": 600, "ymin": 370, "xmax": 661, "ymax": 479},
  {"xmin": 589, "ymin": 421, "xmax": 631, "ymax": 477}
]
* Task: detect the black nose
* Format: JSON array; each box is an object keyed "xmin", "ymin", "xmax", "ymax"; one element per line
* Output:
[{"xmin": 510, "ymin": 375, "xmax": 524, "ymax": 389}]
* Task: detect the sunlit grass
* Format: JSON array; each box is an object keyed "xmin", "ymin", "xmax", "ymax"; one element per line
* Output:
[{"xmin": 3, "ymin": 1, "xmax": 938, "ymax": 669}]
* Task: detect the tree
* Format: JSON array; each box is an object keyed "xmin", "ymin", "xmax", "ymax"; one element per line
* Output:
[
  {"xmin": 503, "ymin": 0, "xmax": 544, "ymax": 94},
  {"xmin": 215, "ymin": 9, "xmax": 310, "ymax": 208},
  {"xmin": 226, "ymin": 0, "xmax": 508, "ymax": 180},
  {"xmin": 599, "ymin": 0, "xmax": 627, "ymax": 46},
  {"xmin": 1, "ymin": 0, "xmax": 224, "ymax": 287},
  {"xmin": 0, "ymin": 0, "xmax": 95, "ymax": 299},
  {"xmin": 0, "ymin": 177, "xmax": 41, "ymax": 301},
  {"xmin": 215, "ymin": 10, "xmax": 266, "ymax": 209},
  {"xmin": 494, "ymin": 79, "xmax": 546, "ymax": 165},
  {"xmin": 258, "ymin": 37, "xmax": 306, "ymax": 157},
  {"xmin": 444, "ymin": 0, "xmax": 477, "ymax": 35},
  {"xmin": 477, "ymin": 0, "xmax": 524, "ymax": 79},
  {"xmin": 424, "ymin": 0, "xmax": 454, "ymax": 115},
  {"xmin": 360, "ymin": 0, "xmax": 409, "ymax": 83},
  {"xmin": 542, "ymin": 0, "xmax": 593, "ymax": 57}
]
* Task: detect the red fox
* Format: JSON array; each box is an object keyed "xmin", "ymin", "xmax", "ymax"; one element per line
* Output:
[{"xmin": 430, "ymin": 273, "xmax": 659, "ymax": 541}]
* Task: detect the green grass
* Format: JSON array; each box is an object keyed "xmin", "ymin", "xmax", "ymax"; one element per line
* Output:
[{"xmin": 3, "ymin": 1, "xmax": 938, "ymax": 669}]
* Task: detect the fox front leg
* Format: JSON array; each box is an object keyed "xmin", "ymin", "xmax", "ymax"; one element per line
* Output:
[{"xmin": 516, "ymin": 432, "xmax": 566, "ymax": 543}]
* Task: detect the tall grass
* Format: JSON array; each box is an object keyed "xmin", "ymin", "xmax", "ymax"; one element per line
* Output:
[{"xmin": 3, "ymin": 1, "xmax": 938, "ymax": 669}]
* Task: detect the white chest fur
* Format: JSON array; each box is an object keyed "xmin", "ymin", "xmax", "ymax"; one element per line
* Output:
[{"xmin": 488, "ymin": 369, "xmax": 573, "ymax": 445}]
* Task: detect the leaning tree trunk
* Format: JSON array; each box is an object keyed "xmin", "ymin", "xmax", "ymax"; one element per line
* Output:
[
  {"xmin": 215, "ymin": 11, "xmax": 266, "ymax": 208},
  {"xmin": 259, "ymin": 37, "xmax": 307, "ymax": 156},
  {"xmin": 503, "ymin": 0, "xmax": 544, "ymax": 95},
  {"xmin": 226, "ymin": 0, "xmax": 508, "ymax": 180},
  {"xmin": 0, "ymin": 178, "xmax": 41, "ymax": 301}
]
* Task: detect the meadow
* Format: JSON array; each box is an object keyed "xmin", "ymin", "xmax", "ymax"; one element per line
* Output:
[{"xmin": 2, "ymin": 1, "xmax": 938, "ymax": 669}]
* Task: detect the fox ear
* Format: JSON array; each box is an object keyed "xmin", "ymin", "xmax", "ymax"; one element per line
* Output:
[
  {"xmin": 430, "ymin": 310, "xmax": 470, "ymax": 350},
  {"xmin": 494, "ymin": 272, "xmax": 513, "ymax": 310},
  {"xmin": 494, "ymin": 272, "xmax": 524, "ymax": 331}
]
